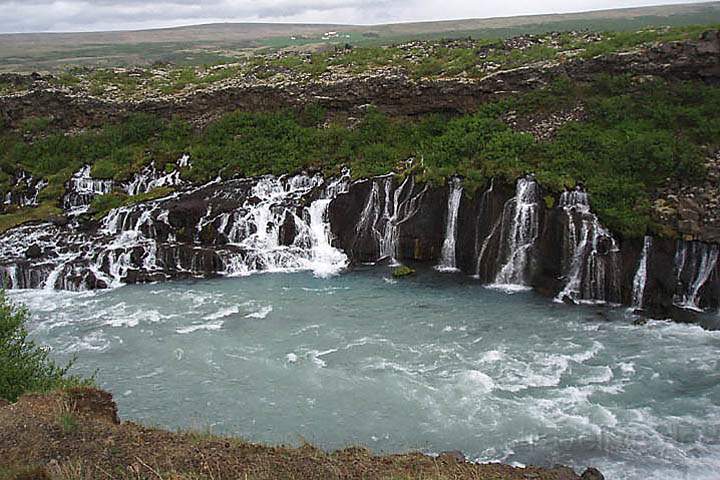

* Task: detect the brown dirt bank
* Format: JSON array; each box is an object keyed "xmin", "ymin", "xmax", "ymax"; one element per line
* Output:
[{"xmin": 0, "ymin": 388, "xmax": 604, "ymax": 480}]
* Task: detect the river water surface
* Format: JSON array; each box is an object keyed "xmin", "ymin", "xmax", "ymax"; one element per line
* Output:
[{"xmin": 11, "ymin": 266, "xmax": 720, "ymax": 480}]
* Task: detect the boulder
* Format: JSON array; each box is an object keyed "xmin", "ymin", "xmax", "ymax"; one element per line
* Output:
[
  {"xmin": 24, "ymin": 244, "xmax": 42, "ymax": 259},
  {"xmin": 580, "ymin": 467, "xmax": 604, "ymax": 480}
]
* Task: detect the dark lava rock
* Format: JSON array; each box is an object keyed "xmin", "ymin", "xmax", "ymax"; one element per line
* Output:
[
  {"xmin": 25, "ymin": 244, "xmax": 42, "ymax": 259},
  {"xmin": 279, "ymin": 210, "xmax": 297, "ymax": 246}
]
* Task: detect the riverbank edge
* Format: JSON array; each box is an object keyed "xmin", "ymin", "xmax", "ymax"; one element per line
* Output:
[{"xmin": 0, "ymin": 387, "xmax": 604, "ymax": 480}]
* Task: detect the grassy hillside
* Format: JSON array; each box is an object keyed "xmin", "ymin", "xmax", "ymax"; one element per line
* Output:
[
  {"xmin": 3, "ymin": 73, "xmax": 719, "ymax": 239},
  {"xmin": 1, "ymin": 2, "xmax": 719, "ymax": 71}
]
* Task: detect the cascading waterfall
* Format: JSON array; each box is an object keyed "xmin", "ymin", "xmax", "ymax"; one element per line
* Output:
[
  {"xmin": 379, "ymin": 176, "xmax": 399, "ymax": 263},
  {"xmin": 436, "ymin": 177, "xmax": 463, "ymax": 272},
  {"xmin": 472, "ymin": 179, "xmax": 501, "ymax": 279},
  {"xmin": 630, "ymin": 236, "xmax": 652, "ymax": 310},
  {"xmin": 353, "ymin": 175, "xmax": 427, "ymax": 265},
  {"xmin": 63, "ymin": 165, "xmax": 114, "ymax": 215},
  {"xmin": 306, "ymin": 174, "xmax": 351, "ymax": 277},
  {"xmin": 3, "ymin": 172, "xmax": 48, "ymax": 208},
  {"xmin": 492, "ymin": 176, "xmax": 541, "ymax": 289},
  {"xmin": 0, "ymin": 171, "xmax": 353, "ymax": 291},
  {"xmin": 125, "ymin": 155, "xmax": 188, "ymax": 196},
  {"xmin": 220, "ymin": 175, "xmax": 323, "ymax": 272},
  {"xmin": 555, "ymin": 188, "xmax": 621, "ymax": 304},
  {"xmin": 673, "ymin": 240, "xmax": 719, "ymax": 311}
]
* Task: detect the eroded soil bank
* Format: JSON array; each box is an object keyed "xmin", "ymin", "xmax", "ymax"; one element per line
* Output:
[{"xmin": 0, "ymin": 388, "xmax": 603, "ymax": 480}]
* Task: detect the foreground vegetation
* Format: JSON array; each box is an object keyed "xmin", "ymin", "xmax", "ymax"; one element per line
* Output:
[
  {"xmin": 0, "ymin": 292, "xmax": 89, "ymax": 403},
  {"xmin": 2, "ymin": 73, "xmax": 718, "ymax": 238}
]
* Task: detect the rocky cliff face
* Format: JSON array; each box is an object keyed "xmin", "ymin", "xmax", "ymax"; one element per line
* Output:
[{"xmin": 329, "ymin": 175, "xmax": 720, "ymax": 321}]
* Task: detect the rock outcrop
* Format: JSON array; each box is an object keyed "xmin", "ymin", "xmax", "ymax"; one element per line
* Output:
[{"xmin": 2, "ymin": 32, "xmax": 720, "ymax": 131}]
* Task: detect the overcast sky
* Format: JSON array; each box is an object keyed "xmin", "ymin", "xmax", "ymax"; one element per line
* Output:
[{"xmin": 0, "ymin": 0, "xmax": 714, "ymax": 34}]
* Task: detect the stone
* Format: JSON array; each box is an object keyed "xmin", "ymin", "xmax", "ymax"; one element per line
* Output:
[
  {"xmin": 678, "ymin": 219, "xmax": 700, "ymax": 235},
  {"xmin": 437, "ymin": 450, "xmax": 465, "ymax": 463},
  {"xmin": 392, "ymin": 265, "xmax": 416, "ymax": 278},
  {"xmin": 25, "ymin": 244, "xmax": 42, "ymax": 259},
  {"xmin": 580, "ymin": 468, "xmax": 604, "ymax": 480},
  {"xmin": 678, "ymin": 208, "xmax": 700, "ymax": 222}
]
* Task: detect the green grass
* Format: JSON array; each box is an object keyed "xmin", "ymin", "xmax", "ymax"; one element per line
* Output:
[
  {"xmin": 58, "ymin": 411, "xmax": 79, "ymax": 434},
  {"xmin": 19, "ymin": 23, "xmax": 716, "ymax": 99},
  {"xmin": 2, "ymin": 74, "xmax": 719, "ymax": 238},
  {"xmin": 0, "ymin": 202, "xmax": 62, "ymax": 234},
  {"xmin": 90, "ymin": 186, "xmax": 175, "ymax": 220}
]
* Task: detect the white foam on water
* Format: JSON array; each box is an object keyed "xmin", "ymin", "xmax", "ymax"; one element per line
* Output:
[
  {"xmin": 203, "ymin": 306, "xmax": 241, "ymax": 321},
  {"xmin": 176, "ymin": 321, "xmax": 224, "ymax": 334},
  {"xmin": 103, "ymin": 307, "xmax": 163, "ymax": 328},
  {"xmin": 485, "ymin": 283, "xmax": 533, "ymax": 293},
  {"xmin": 136, "ymin": 368, "xmax": 165, "ymax": 379},
  {"xmin": 61, "ymin": 331, "xmax": 110, "ymax": 353},
  {"xmin": 245, "ymin": 305, "xmax": 273, "ymax": 319},
  {"xmin": 454, "ymin": 370, "xmax": 496, "ymax": 394},
  {"xmin": 480, "ymin": 350, "xmax": 504, "ymax": 363},
  {"xmin": 306, "ymin": 348, "xmax": 339, "ymax": 368}
]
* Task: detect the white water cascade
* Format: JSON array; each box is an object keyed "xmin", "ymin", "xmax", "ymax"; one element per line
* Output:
[
  {"xmin": 492, "ymin": 176, "xmax": 541, "ymax": 289},
  {"xmin": 630, "ymin": 236, "xmax": 653, "ymax": 310},
  {"xmin": 125, "ymin": 155, "xmax": 189, "ymax": 196},
  {"xmin": 355, "ymin": 175, "xmax": 428, "ymax": 265},
  {"xmin": 63, "ymin": 165, "xmax": 114, "ymax": 215},
  {"xmin": 673, "ymin": 241, "xmax": 719, "ymax": 311},
  {"xmin": 436, "ymin": 177, "xmax": 463, "ymax": 272},
  {"xmin": 555, "ymin": 188, "xmax": 621, "ymax": 304},
  {"xmin": 0, "ymin": 173, "xmax": 352, "ymax": 291},
  {"xmin": 305, "ymin": 174, "xmax": 351, "ymax": 277},
  {"xmin": 3, "ymin": 171, "xmax": 48, "ymax": 208},
  {"xmin": 472, "ymin": 179, "xmax": 501, "ymax": 279}
]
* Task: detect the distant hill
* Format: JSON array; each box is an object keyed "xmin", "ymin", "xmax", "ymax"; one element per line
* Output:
[{"xmin": 1, "ymin": 1, "xmax": 720, "ymax": 72}]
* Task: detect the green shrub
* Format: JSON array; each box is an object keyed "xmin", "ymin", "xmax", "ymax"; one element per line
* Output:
[
  {"xmin": 392, "ymin": 265, "xmax": 416, "ymax": 278},
  {"xmin": 19, "ymin": 116, "xmax": 52, "ymax": 134},
  {"xmin": 90, "ymin": 192, "xmax": 126, "ymax": 219},
  {"xmin": 1, "ymin": 76, "xmax": 717, "ymax": 239},
  {"xmin": 0, "ymin": 292, "xmax": 91, "ymax": 402}
]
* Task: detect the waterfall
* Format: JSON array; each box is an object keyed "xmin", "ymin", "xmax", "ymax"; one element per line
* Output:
[
  {"xmin": 673, "ymin": 241, "xmax": 719, "ymax": 311},
  {"xmin": 491, "ymin": 176, "xmax": 541, "ymax": 290},
  {"xmin": 0, "ymin": 172, "xmax": 353, "ymax": 291},
  {"xmin": 125, "ymin": 157, "xmax": 187, "ymax": 196},
  {"xmin": 63, "ymin": 165, "xmax": 114, "ymax": 215},
  {"xmin": 307, "ymin": 198, "xmax": 348, "ymax": 277},
  {"xmin": 471, "ymin": 179, "xmax": 501, "ymax": 279},
  {"xmin": 630, "ymin": 237, "xmax": 652, "ymax": 310},
  {"xmin": 3, "ymin": 172, "xmax": 48, "ymax": 208},
  {"xmin": 202, "ymin": 173, "xmax": 348, "ymax": 279},
  {"xmin": 379, "ymin": 176, "xmax": 400, "ymax": 263},
  {"xmin": 555, "ymin": 188, "xmax": 621, "ymax": 304},
  {"xmin": 436, "ymin": 177, "xmax": 463, "ymax": 272},
  {"xmin": 353, "ymin": 175, "xmax": 427, "ymax": 265}
]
